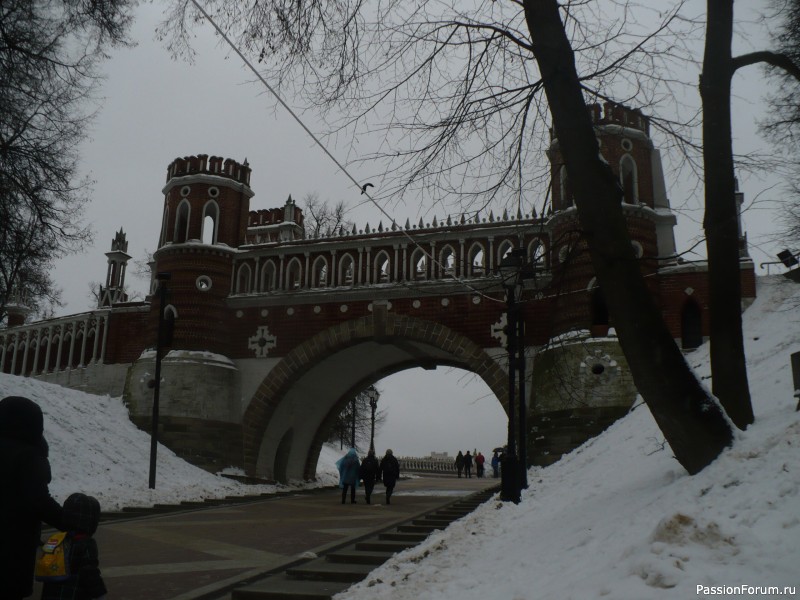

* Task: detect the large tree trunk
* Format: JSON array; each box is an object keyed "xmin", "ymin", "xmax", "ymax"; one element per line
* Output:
[
  {"xmin": 700, "ymin": 0, "xmax": 754, "ymax": 429},
  {"xmin": 524, "ymin": 0, "xmax": 733, "ymax": 474}
]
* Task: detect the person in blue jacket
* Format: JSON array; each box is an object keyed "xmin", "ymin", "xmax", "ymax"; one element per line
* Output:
[{"xmin": 336, "ymin": 448, "xmax": 361, "ymax": 504}]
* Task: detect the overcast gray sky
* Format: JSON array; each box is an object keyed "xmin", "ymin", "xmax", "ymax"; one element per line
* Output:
[{"xmin": 50, "ymin": 1, "xmax": 791, "ymax": 457}]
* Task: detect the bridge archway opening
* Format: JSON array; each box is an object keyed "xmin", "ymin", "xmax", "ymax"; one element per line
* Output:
[{"xmin": 242, "ymin": 314, "xmax": 510, "ymax": 482}]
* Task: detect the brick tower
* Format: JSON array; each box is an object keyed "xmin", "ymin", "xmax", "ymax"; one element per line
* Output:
[{"xmin": 126, "ymin": 155, "xmax": 255, "ymax": 470}]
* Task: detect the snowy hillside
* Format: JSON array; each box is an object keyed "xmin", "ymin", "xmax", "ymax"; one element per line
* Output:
[
  {"xmin": 0, "ymin": 376, "xmax": 341, "ymax": 511},
  {"xmin": 338, "ymin": 276, "xmax": 800, "ymax": 600}
]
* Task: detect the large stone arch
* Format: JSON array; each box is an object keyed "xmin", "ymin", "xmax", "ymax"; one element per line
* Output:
[{"xmin": 242, "ymin": 309, "xmax": 508, "ymax": 481}]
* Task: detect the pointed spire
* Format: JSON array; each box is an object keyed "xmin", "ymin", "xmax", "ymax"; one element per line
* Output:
[
  {"xmin": 365, "ymin": 223, "xmax": 371, "ymax": 234},
  {"xmin": 405, "ymin": 218, "xmax": 411, "ymax": 230},
  {"xmin": 460, "ymin": 214, "xmax": 466, "ymax": 224},
  {"xmin": 489, "ymin": 211, "xmax": 495, "ymax": 222},
  {"xmin": 418, "ymin": 217, "xmax": 424, "ymax": 229},
  {"xmin": 446, "ymin": 215, "xmax": 452, "ymax": 225},
  {"xmin": 351, "ymin": 224, "xmax": 357, "ymax": 235},
  {"xmin": 502, "ymin": 209, "xmax": 509, "ymax": 220},
  {"xmin": 391, "ymin": 221, "xmax": 398, "ymax": 231},
  {"xmin": 378, "ymin": 221, "xmax": 384, "ymax": 232},
  {"xmin": 432, "ymin": 216, "xmax": 438, "ymax": 227},
  {"xmin": 517, "ymin": 207, "xmax": 523, "ymax": 220}
]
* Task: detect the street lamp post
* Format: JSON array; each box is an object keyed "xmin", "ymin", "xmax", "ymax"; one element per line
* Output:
[
  {"xmin": 350, "ymin": 396, "xmax": 356, "ymax": 449},
  {"xmin": 498, "ymin": 251, "xmax": 523, "ymax": 503},
  {"xmin": 366, "ymin": 387, "xmax": 379, "ymax": 453},
  {"xmin": 149, "ymin": 272, "xmax": 171, "ymax": 489}
]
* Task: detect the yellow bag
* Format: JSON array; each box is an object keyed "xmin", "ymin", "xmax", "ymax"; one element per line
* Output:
[{"xmin": 35, "ymin": 531, "xmax": 72, "ymax": 582}]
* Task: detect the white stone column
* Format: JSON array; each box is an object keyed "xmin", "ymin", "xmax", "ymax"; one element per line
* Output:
[{"xmin": 79, "ymin": 318, "xmax": 89, "ymax": 367}]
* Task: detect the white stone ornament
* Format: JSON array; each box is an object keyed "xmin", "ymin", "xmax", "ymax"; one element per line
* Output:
[
  {"xmin": 491, "ymin": 314, "xmax": 508, "ymax": 347},
  {"xmin": 248, "ymin": 325, "xmax": 277, "ymax": 358}
]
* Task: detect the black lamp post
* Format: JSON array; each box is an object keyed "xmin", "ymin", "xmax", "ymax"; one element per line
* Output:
[
  {"xmin": 350, "ymin": 396, "xmax": 357, "ymax": 449},
  {"xmin": 367, "ymin": 386, "xmax": 379, "ymax": 452},
  {"xmin": 498, "ymin": 251, "xmax": 523, "ymax": 503},
  {"xmin": 149, "ymin": 272, "xmax": 171, "ymax": 489}
]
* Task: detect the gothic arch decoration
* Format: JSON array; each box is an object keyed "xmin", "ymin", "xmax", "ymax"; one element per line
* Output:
[
  {"xmin": 439, "ymin": 245, "xmax": 457, "ymax": 278},
  {"xmin": 235, "ymin": 263, "xmax": 252, "ymax": 294},
  {"xmin": 338, "ymin": 253, "xmax": 355, "ymax": 286},
  {"xmin": 201, "ymin": 200, "xmax": 219, "ymax": 245},
  {"xmin": 467, "ymin": 242, "xmax": 486, "ymax": 277},
  {"xmin": 261, "ymin": 260, "xmax": 277, "ymax": 291},
  {"xmin": 242, "ymin": 313, "xmax": 510, "ymax": 481},
  {"xmin": 159, "ymin": 205, "xmax": 169, "ymax": 247},
  {"xmin": 174, "ymin": 199, "xmax": 190, "ymax": 243},
  {"xmin": 620, "ymin": 154, "xmax": 638, "ymax": 204},
  {"xmin": 681, "ymin": 297, "xmax": 703, "ymax": 350},
  {"xmin": 285, "ymin": 257, "xmax": 302, "ymax": 290},
  {"xmin": 497, "ymin": 239, "xmax": 515, "ymax": 265},
  {"xmin": 410, "ymin": 248, "xmax": 428, "ymax": 280},
  {"xmin": 528, "ymin": 237, "xmax": 548, "ymax": 271},
  {"xmin": 373, "ymin": 250, "xmax": 391, "ymax": 283},
  {"xmin": 311, "ymin": 255, "xmax": 329, "ymax": 288}
]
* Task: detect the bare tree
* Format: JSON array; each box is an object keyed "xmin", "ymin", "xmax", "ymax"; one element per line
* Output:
[
  {"xmin": 158, "ymin": 0, "xmax": 798, "ymax": 473},
  {"xmin": 301, "ymin": 192, "xmax": 353, "ymax": 237},
  {"xmin": 328, "ymin": 387, "xmax": 387, "ymax": 452},
  {"xmin": 0, "ymin": 0, "xmax": 135, "ymax": 324}
]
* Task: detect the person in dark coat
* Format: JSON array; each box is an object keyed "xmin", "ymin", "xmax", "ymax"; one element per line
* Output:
[
  {"xmin": 0, "ymin": 396, "xmax": 65, "ymax": 600},
  {"xmin": 41, "ymin": 492, "xmax": 107, "ymax": 600},
  {"xmin": 463, "ymin": 451, "xmax": 473, "ymax": 478},
  {"xmin": 454, "ymin": 451, "xmax": 464, "ymax": 478},
  {"xmin": 491, "ymin": 451, "xmax": 501, "ymax": 478},
  {"xmin": 359, "ymin": 449, "xmax": 380, "ymax": 504},
  {"xmin": 378, "ymin": 449, "xmax": 400, "ymax": 505},
  {"xmin": 336, "ymin": 448, "xmax": 361, "ymax": 504}
]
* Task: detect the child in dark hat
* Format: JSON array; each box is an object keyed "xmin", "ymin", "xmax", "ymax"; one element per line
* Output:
[
  {"xmin": 0, "ymin": 396, "xmax": 65, "ymax": 600},
  {"xmin": 41, "ymin": 492, "xmax": 107, "ymax": 600}
]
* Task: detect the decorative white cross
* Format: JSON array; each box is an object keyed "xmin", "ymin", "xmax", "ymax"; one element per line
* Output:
[
  {"xmin": 491, "ymin": 314, "xmax": 508, "ymax": 347},
  {"xmin": 248, "ymin": 326, "xmax": 277, "ymax": 358}
]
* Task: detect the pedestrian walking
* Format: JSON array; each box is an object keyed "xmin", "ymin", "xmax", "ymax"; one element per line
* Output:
[
  {"xmin": 491, "ymin": 451, "xmax": 500, "ymax": 478},
  {"xmin": 336, "ymin": 448, "xmax": 361, "ymax": 504},
  {"xmin": 455, "ymin": 450, "xmax": 464, "ymax": 478},
  {"xmin": 378, "ymin": 449, "xmax": 400, "ymax": 505},
  {"xmin": 40, "ymin": 492, "xmax": 107, "ymax": 600},
  {"xmin": 0, "ymin": 396, "xmax": 65, "ymax": 600},
  {"xmin": 359, "ymin": 450, "xmax": 380, "ymax": 504},
  {"xmin": 475, "ymin": 451, "xmax": 486, "ymax": 478},
  {"xmin": 464, "ymin": 450, "xmax": 473, "ymax": 478}
]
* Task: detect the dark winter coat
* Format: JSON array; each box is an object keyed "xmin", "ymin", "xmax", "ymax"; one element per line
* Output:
[
  {"xmin": 0, "ymin": 396, "xmax": 64, "ymax": 599},
  {"xmin": 359, "ymin": 454, "xmax": 380, "ymax": 484},
  {"xmin": 41, "ymin": 492, "xmax": 107, "ymax": 600},
  {"xmin": 464, "ymin": 452, "xmax": 474, "ymax": 467},
  {"xmin": 455, "ymin": 452, "xmax": 464, "ymax": 468},
  {"xmin": 379, "ymin": 453, "xmax": 400, "ymax": 487}
]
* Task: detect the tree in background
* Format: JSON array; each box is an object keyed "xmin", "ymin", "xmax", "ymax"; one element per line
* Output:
[
  {"xmin": 158, "ymin": 0, "xmax": 796, "ymax": 473},
  {"xmin": 0, "ymin": 0, "xmax": 135, "ymax": 325},
  {"xmin": 301, "ymin": 192, "xmax": 353, "ymax": 238},
  {"xmin": 328, "ymin": 386, "xmax": 387, "ymax": 452}
]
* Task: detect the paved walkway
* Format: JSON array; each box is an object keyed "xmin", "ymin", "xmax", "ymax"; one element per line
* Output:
[{"xmin": 33, "ymin": 476, "xmax": 494, "ymax": 600}]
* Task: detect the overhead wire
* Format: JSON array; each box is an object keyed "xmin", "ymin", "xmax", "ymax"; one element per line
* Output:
[{"xmin": 188, "ymin": 0, "xmax": 525, "ymax": 304}]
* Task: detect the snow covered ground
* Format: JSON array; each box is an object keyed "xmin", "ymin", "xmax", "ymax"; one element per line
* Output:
[
  {"xmin": 337, "ymin": 276, "xmax": 800, "ymax": 599},
  {"xmin": 1, "ymin": 275, "xmax": 799, "ymax": 599},
  {"xmin": 0, "ymin": 378, "xmax": 342, "ymax": 511}
]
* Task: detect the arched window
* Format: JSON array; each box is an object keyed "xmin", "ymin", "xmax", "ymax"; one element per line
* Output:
[
  {"xmin": 439, "ymin": 245, "xmax": 456, "ymax": 278},
  {"xmin": 261, "ymin": 261, "xmax": 277, "ymax": 291},
  {"xmin": 311, "ymin": 256, "xmax": 329, "ymax": 287},
  {"xmin": 163, "ymin": 305, "xmax": 177, "ymax": 346},
  {"xmin": 410, "ymin": 249, "xmax": 428, "ymax": 280},
  {"xmin": 468, "ymin": 243, "xmax": 485, "ymax": 277},
  {"xmin": 620, "ymin": 155, "xmax": 638, "ymax": 203},
  {"xmin": 236, "ymin": 264, "xmax": 252, "ymax": 294},
  {"xmin": 373, "ymin": 251, "xmax": 391, "ymax": 283},
  {"xmin": 528, "ymin": 238, "xmax": 547, "ymax": 271},
  {"xmin": 174, "ymin": 200, "xmax": 190, "ymax": 243},
  {"xmin": 339, "ymin": 255, "xmax": 355, "ymax": 286},
  {"xmin": 681, "ymin": 299, "xmax": 703, "ymax": 350},
  {"xmin": 497, "ymin": 241, "xmax": 515, "ymax": 267},
  {"xmin": 285, "ymin": 258, "xmax": 302, "ymax": 290},
  {"xmin": 202, "ymin": 201, "xmax": 219, "ymax": 244}
]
